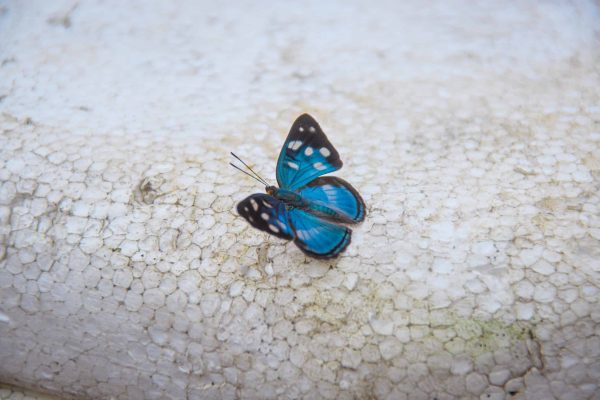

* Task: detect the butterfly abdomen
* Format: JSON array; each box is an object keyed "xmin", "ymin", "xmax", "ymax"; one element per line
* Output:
[{"xmin": 305, "ymin": 203, "xmax": 355, "ymax": 223}]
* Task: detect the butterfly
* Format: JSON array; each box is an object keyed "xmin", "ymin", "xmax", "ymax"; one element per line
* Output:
[{"xmin": 232, "ymin": 114, "xmax": 365, "ymax": 259}]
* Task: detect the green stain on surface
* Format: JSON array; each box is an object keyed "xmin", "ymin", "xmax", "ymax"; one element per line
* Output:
[{"xmin": 454, "ymin": 317, "xmax": 532, "ymax": 356}]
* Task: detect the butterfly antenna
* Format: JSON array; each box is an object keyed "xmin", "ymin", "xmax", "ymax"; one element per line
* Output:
[
  {"xmin": 229, "ymin": 162, "xmax": 268, "ymax": 186},
  {"xmin": 230, "ymin": 152, "xmax": 269, "ymax": 185}
]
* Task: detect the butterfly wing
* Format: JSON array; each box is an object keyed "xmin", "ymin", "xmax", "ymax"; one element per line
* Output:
[
  {"xmin": 288, "ymin": 208, "xmax": 352, "ymax": 259},
  {"xmin": 237, "ymin": 194, "xmax": 294, "ymax": 240},
  {"xmin": 276, "ymin": 114, "xmax": 342, "ymax": 191},
  {"xmin": 237, "ymin": 194, "xmax": 352, "ymax": 258},
  {"xmin": 298, "ymin": 176, "xmax": 366, "ymax": 224}
]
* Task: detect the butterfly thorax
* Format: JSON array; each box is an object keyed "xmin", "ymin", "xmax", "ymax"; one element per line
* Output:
[{"xmin": 266, "ymin": 186, "xmax": 306, "ymax": 208}]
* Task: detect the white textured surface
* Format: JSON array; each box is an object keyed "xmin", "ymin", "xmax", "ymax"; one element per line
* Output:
[
  {"xmin": 0, "ymin": 384, "xmax": 62, "ymax": 400},
  {"xmin": 1, "ymin": 1, "xmax": 600, "ymax": 399}
]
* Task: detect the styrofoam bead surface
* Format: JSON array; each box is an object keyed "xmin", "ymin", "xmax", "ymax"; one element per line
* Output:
[
  {"xmin": 1, "ymin": 0, "xmax": 600, "ymax": 399},
  {"xmin": 0, "ymin": 384, "xmax": 62, "ymax": 400}
]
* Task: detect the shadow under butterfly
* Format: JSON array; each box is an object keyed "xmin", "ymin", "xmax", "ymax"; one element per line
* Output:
[{"xmin": 232, "ymin": 114, "xmax": 366, "ymax": 259}]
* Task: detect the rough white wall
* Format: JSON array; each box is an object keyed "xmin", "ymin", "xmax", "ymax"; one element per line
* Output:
[{"xmin": 1, "ymin": 1, "xmax": 599, "ymax": 399}]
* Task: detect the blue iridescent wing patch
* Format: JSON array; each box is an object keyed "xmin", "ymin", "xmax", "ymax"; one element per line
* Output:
[
  {"xmin": 288, "ymin": 208, "xmax": 352, "ymax": 259},
  {"xmin": 236, "ymin": 194, "xmax": 294, "ymax": 240},
  {"xmin": 298, "ymin": 176, "xmax": 365, "ymax": 224},
  {"xmin": 276, "ymin": 114, "xmax": 342, "ymax": 191}
]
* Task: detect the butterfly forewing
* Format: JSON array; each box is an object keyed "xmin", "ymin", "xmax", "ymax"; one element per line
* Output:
[
  {"xmin": 237, "ymin": 194, "xmax": 294, "ymax": 240},
  {"xmin": 276, "ymin": 114, "xmax": 342, "ymax": 190},
  {"xmin": 298, "ymin": 176, "xmax": 366, "ymax": 223}
]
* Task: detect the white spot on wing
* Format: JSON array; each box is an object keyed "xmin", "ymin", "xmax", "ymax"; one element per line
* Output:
[
  {"xmin": 269, "ymin": 224, "xmax": 280, "ymax": 233},
  {"xmin": 299, "ymin": 126, "xmax": 305, "ymax": 132},
  {"xmin": 313, "ymin": 162, "xmax": 327, "ymax": 171},
  {"xmin": 304, "ymin": 147, "xmax": 313, "ymax": 156},
  {"xmin": 277, "ymin": 220, "xmax": 286, "ymax": 230},
  {"xmin": 248, "ymin": 216, "xmax": 254, "ymax": 222},
  {"xmin": 243, "ymin": 206, "xmax": 249, "ymax": 212},
  {"xmin": 262, "ymin": 200, "xmax": 273, "ymax": 208},
  {"xmin": 261, "ymin": 212, "xmax": 269, "ymax": 221},
  {"xmin": 287, "ymin": 161, "xmax": 299, "ymax": 170},
  {"xmin": 309, "ymin": 126, "xmax": 316, "ymax": 133},
  {"xmin": 320, "ymin": 147, "xmax": 331, "ymax": 157},
  {"xmin": 250, "ymin": 199, "xmax": 258, "ymax": 211},
  {"xmin": 288, "ymin": 140, "xmax": 302, "ymax": 150}
]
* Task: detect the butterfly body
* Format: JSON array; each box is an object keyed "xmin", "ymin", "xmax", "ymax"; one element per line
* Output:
[
  {"xmin": 236, "ymin": 114, "xmax": 365, "ymax": 259},
  {"xmin": 266, "ymin": 186, "xmax": 305, "ymax": 208},
  {"xmin": 267, "ymin": 185, "xmax": 359, "ymax": 224}
]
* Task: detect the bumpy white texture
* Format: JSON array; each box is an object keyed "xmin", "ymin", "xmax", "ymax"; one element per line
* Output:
[
  {"xmin": 0, "ymin": 384, "xmax": 62, "ymax": 400},
  {"xmin": 1, "ymin": 1, "xmax": 599, "ymax": 399}
]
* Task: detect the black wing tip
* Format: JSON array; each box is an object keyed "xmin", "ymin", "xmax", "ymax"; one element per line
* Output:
[
  {"xmin": 236, "ymin": 201, "xmax": 246, "ymax": 216},
  {"xmin": 294, "ymin": 114, "xmax": 342, "ymax": 163},
  {"xmin": 236, "ymin": 196, "xmax": 254, "ymax": 216},
  {"xmin": 330, "ymin": 152, "xmax": 343, "ymax": 169},
  {"xmin": 291, "ymin": 113, "xmax": 322, "ymax": 131},
  {"xmin": 236, "ymin": 194, "xmax": 294, "ymax": 241},
  {"xmin": 296, "ymin": 113, "xmax": 317, "ymax": 122}
]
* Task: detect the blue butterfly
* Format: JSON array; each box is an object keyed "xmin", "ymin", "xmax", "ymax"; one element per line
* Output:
[{"xmin": 233, "ymin": 114, "xmax": 365, "ymax": 259}]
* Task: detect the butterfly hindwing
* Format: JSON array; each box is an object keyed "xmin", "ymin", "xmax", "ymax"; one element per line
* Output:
[
  {"xmin": 276, "ymin": 114, "xmax": 342, "ymax": 190},
  {"xmin": 298, "ymin": 176, "xmax": 366, "ymax": 223},
  {"xmin": 288, "ymin": 208, "xmax": 352, "ymax": 259},
  {"xmin": 237, "ymin": 193, "xmax": 352, "ymax": 259},
  {"xmin": 236, "ymin": 194, "xmax": 294, "ymax": 240}
]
